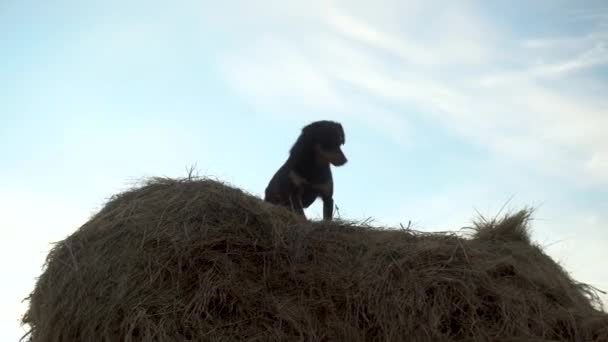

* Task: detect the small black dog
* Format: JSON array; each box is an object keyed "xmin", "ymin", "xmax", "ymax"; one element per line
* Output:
[{"xmin": 264, "ymin": 120, "xmax": 347, "ymax": 221}]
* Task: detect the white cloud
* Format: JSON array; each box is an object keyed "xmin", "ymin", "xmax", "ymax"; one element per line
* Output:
[
  {"xmin": 534, "ymin": 42, "xmax": 608, "ymax": 76},
  {"xmin": 221, "ymin": 38, "xmax": 343, "ymax": 113},
  {"xmin": 483, "ymin": 40, "xmax": 608, "ymax": 84},
  {"xmin": 326, "ymin": 2, "xmax": 497, "ymax": 67},
  {"xmin": 326, "ymin": 9, "xmax": 439, "ymax": 66},
  {"xmin": 586, "ymin": 151, "xmax": 608, "ymax": 182}
]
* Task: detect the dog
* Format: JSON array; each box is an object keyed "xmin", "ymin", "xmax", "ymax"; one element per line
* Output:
[{"xmin": 264, "ymin": 120, "xmax": 347, "ymax": 221}]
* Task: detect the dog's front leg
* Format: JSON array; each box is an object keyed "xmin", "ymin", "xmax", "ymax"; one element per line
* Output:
[
  {"xmin": 289, "ymin": 192, "xmax": 306, "ymax": 219},
  {"xmin": 322, "ymin": 196, "xmax": 334, "ymax": 221}
]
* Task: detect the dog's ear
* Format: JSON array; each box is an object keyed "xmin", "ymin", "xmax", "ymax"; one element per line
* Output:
[{"xmin": 289, "ymin": 124, "xmax": 315, "ymax": 156}]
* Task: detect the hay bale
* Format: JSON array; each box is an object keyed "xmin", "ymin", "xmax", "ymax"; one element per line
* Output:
[{"xmin": 22, "ymin": 177, "xmax": 608, "ymax": 341}]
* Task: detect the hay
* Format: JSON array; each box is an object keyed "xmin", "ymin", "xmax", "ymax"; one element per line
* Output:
[{"xmin": 22, "ymin": 177, "xmax": 608, "ymax": 341}]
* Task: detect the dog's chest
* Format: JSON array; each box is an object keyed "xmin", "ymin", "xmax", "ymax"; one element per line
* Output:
[{"xmin": 289, "ymin": 170, "xmax": 332, "ymax": 196}]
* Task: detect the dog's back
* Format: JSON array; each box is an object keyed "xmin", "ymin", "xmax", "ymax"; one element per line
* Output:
[{"xmin": 264, "ymin": 163, "xmax": 291, "ymax": 206}]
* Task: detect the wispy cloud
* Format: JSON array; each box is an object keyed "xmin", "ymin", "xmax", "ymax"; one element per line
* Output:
[
  {"xmin": 485, "ymin": 37, "xmax": 608, "ymax": 84},
  {"xmin": 217, "ymin": 1, "xmax": 608, "ymax": 186}
]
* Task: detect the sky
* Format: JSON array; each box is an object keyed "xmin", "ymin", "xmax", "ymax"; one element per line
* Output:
[{"xmin": 1, "ymin": 0, "xmax": 607, "ymax": 340}]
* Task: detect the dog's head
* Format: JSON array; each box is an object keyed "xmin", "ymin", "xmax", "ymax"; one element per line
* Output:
[{"xmin": 300, "ymin": 120, "xmax": 348, "ymax": 167}]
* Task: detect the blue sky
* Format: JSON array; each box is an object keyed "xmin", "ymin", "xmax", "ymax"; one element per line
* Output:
[{"xmin": 2, "ymin": 0, "xmax": 608, "ymax": 339}]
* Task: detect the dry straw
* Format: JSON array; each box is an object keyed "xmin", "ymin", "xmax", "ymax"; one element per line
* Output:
[{"xmin": 22, "ymin": 177, "xmax": 608, "ymax": 341}]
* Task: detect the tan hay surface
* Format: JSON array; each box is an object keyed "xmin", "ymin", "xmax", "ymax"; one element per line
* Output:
[{"xmin": 22, "ymin": 177, "xmax": 608, "ymax": 341}]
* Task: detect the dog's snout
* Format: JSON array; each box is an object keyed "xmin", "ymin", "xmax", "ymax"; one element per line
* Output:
[{"xmin": 332, "ymin": 152, "xmax": 347, "ymax": 166}]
